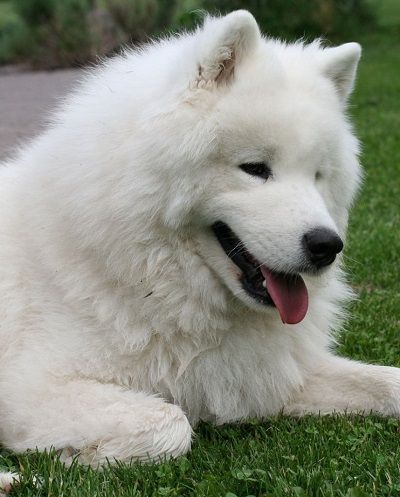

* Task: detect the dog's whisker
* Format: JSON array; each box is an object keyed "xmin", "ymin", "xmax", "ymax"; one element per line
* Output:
[{"xmin": 227, "ymin": 241, "xmax": 245, "ymax": 258}]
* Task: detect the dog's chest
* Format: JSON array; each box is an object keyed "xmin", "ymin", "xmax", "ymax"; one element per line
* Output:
[{"xmin": 139, "ymin": 327, "xmax": 305, "ymax": 424}]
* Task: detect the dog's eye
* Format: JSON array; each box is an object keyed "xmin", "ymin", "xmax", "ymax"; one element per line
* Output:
[{"xmin": 239, "ymin": 162, "xmax": 271, "ymax": 180}]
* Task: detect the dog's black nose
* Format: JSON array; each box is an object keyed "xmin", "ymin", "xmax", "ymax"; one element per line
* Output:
[{"xmin": 303, "ymin": 228, "xmax": 343, "ymax": 268}]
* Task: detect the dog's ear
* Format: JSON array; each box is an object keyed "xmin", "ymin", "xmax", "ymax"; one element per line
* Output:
[
  {"xmin": 320, "ymin": 43, "xmax": 362, "ymax": 102},
  {"xmin": 195, "ymin": 10, "xmax": 260, "ymax": 86}
]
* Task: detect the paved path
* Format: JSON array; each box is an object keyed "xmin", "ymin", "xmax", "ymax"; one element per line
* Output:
[{"xmin": 0, "ymin": 69, "xmax": 81, "ymax": 161}]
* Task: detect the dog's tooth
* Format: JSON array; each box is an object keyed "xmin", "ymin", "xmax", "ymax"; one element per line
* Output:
[{"xmin": 262, "ymin": 280, "xmax": 267, "ymax": 288}]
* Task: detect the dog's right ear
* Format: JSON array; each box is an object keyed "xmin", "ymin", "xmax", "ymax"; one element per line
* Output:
[{"xmin": 194, "ymin": 10, "xmax": 260, "ymax": 87}]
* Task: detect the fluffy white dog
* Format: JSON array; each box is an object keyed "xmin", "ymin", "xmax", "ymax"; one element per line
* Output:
[{"xmin": 1, "ymin": 10, "xmax": 399, "ymax": 487}]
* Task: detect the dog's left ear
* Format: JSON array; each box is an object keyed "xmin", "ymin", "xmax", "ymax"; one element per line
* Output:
[
  {"xmin": 320, "ymin": 43, "xmax": 362, "ymax": 102},
  {"xmin": 195, "ymin": 10, "xmax": 260, "ymax": 86}
]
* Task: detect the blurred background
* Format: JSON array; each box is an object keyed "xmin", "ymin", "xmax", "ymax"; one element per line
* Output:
[{"xmin": 0, "ymin": 0, "xmax": 399, "ymax": 69}]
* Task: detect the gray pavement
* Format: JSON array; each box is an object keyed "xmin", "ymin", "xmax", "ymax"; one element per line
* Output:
[{"xmin": 0, "ymin": 69, "xmax": 81, "ymax": 161}]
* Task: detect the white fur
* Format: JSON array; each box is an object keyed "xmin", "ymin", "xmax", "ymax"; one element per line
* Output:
[
  {"xmin": 1, "ymin": 11, "xmax": 399, "ymax": 471},
  {"xmin": 0, "ymin": 473, "xmax": 17, "ymax": 495}
]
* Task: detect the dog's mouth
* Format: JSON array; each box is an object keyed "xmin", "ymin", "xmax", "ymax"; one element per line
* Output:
[{"xmin": 211, "ymin": 221, "xmax": 308, "ymax": 325}]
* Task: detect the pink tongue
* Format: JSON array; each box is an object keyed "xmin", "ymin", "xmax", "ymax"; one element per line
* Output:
[{"xmin": 260, "ymin": 266, "xmax": 308, "ymax": 325}]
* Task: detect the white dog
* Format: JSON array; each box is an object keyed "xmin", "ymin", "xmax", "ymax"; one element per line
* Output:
[{"xmin": 1, "ymin": 10, "xmax": 399, "ymax": 490}]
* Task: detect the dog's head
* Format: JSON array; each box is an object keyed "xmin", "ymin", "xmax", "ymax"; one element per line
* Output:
[
  {"xmin": 66, "ymin": 11, "xmax": 361, "ymax": 325},
  {"xmin": 155, "ymin": 11, "xmax": 361, "ymax": 323}
]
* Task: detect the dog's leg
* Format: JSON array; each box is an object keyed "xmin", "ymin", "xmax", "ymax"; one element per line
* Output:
[
  {"xmin": 1, "ymin": 379, "xmax": 192, "ymax": 466},
  {"xmin": 284, "ymin": 355, "xmax": 400, "ymax": 416}
]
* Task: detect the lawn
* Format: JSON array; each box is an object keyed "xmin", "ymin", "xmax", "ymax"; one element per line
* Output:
[{"xmin": 1, "ymin": 18, "xmax": 400, "ymax": 497}]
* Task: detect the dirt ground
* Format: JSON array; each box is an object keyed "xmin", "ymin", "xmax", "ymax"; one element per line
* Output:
[{"xmin": 0, "ymin": 69, "xmax": 80, "ymax": 161}]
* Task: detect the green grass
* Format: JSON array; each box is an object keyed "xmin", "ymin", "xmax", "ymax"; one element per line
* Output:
[
  {"xmin": 1, "ymin": 24, "xmax": 400, "ymax": 497},
  {"xmin": 338, "ymin": 32, "xmax": 400, "ymax": 369},
  {"xmin": 2, "ymin": 416, "xmax": 400, "ymax": 497},
  {"xmin": 368, "ymin": 0, "xmax": 400, "ymax": 27}
]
